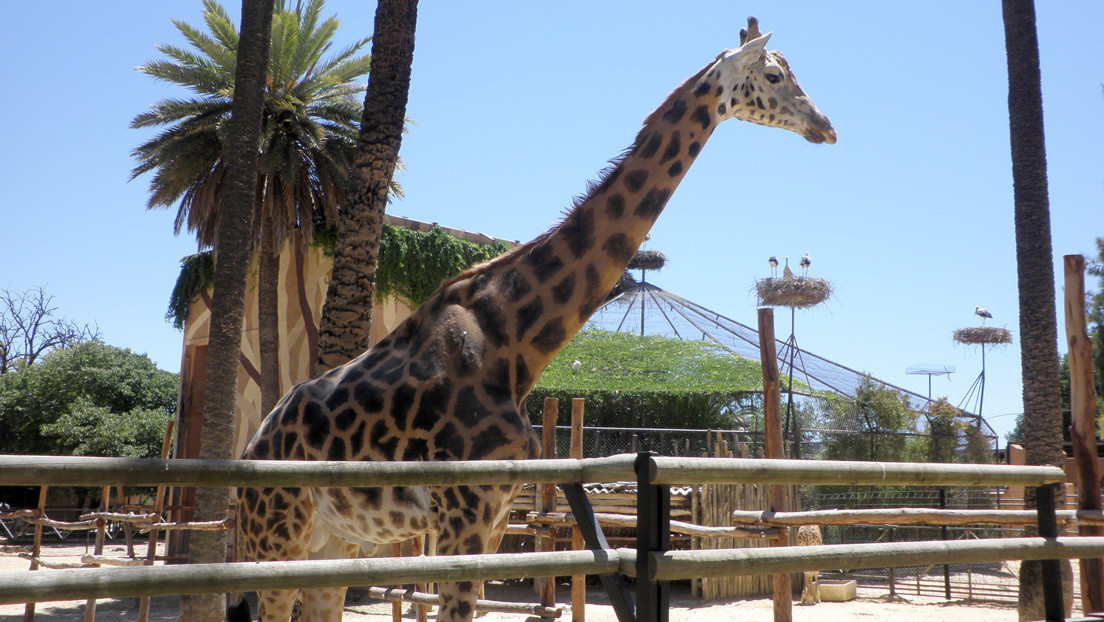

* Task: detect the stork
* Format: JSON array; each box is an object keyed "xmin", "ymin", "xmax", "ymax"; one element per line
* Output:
[
  {"xmin": 768, "ymin": 256, "xmax": 779, "ymax": 277},
  {"xmin": 782, "ymin": 256, "xmax": 794, "ymax": 280},
  {"xmin": 799, "ymin": 251, "xmax": 812, "ymax": 276},
  {"xmin": 572, "ymin": 360, "xmax": 582, "ymax": 373},
  {"xmin": 975, "ymin": 306, "xmax": 992, "ymax": 323}
]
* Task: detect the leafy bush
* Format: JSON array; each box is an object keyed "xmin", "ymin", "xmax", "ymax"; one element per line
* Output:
[
  {"xmin": 0, "ymin": 341, "xmax": 177, "ymax": 456},
  {"xmin": 524, "ymin": 329, "xmax": 763, "ymax": 430}
]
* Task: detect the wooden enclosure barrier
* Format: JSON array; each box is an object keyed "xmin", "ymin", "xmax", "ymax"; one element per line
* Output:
[{"xmin": 0, "ymin": 452, "xmax": 1083, "ymax": 622}]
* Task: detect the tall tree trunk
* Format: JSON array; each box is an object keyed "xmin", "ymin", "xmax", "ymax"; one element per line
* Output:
[
  {"xmin": 259, "ymin": 218, "xmax": 282, "ymax": 417},
  {"xmin": 1001, "ymin": 1, "xmax": 1072, "ymax": 618},
  {"xmin": 179, "ymin": 1, "xmax": 273, "ymax": 620},
  {"xmin": 315, "ymin": 0, "xmax": 418, "ymax": 371}
]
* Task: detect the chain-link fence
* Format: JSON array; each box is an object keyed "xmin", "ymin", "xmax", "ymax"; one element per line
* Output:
[
  {"xmin": 536, "ymin": 425, "xmax": 998, "ymax": 464},
  {"xmin": 799, "ymin": 488, "xmax": 1034, "ymax": 603}
]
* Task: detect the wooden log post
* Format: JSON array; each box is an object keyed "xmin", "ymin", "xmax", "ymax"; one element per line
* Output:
[
  {"xmin": 538, "ymin": 398, "xmax": 559, "ymax": 612},
  {"xmin": 1065, "ymin": 253, "xmax": 1104, "ymax": 614},
  {"xmin": 139, "ymin": 419, "xmax": 176, "ymax": 622},
  {"xmin": 569, "ymin": 398, "xmax": 585, "ymax": 622},
  {"xmin": 757, "ymin": 308, "xmax": 792, "ymax": 622},
  {"xmin": 22, "ymin": 485, "xmax": 48, "ymax": 622},
  {"xmin": 83, "ymin": 485, "xmax": 110, "ymax": 622}
]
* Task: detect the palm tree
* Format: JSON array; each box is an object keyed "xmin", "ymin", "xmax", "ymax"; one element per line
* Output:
[
  {"xmin": 1000, "ymin": 0, "xmax": 1071, "ymax": 618},
  {"xmin": 132, "ymin": 0, "xmax": 390, "ymax": 413},
  {"xmin": 316, "ymin": 0, "xmax": 418, "ymax": 371},
  {"xmin": 167, "ymin": 1, "xmax": 274, "ymax": 620}
]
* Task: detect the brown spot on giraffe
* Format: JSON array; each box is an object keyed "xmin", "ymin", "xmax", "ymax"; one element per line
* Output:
[{"xmin": 237, "ymin": 16, "xmax": 834, "ymax": 622}]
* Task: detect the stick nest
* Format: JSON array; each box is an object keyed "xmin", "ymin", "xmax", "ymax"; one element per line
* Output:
[
  {"xmin": 627, "ymin": 250, "xmax": 668, "ymax": 271},
  {"xmin": 953, "ymin": 326, "xmax": 1012, "ymax": 345},
  {"xmin": 755, "ymin": 277, "xmax": 832, "ymax": 309}
]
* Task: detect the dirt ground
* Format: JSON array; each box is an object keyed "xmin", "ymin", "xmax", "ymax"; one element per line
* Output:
[{"xmin": 0, "ymin": 542, "xmax": 1027, "ymax": 621}]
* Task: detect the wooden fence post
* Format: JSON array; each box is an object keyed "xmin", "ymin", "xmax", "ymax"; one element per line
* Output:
[
  {"xmin": 1064, "ymin": 253, "xmax": 1104, "ymax": 614},
  {"xmin": 538, "ymin": 398, "xmax": 559, "ymax": 613},
  {"xmin": 570, "ymin": 398, "xmax": 586, "ymax": 622},
  {"xmin": 758, "ymin": 308, "xmax": 792, "ymax": 622}
]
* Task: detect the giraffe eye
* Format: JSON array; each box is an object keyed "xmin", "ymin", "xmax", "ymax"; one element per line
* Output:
[{"xmin": 765, "ymin": 73, "xmax": 783, "ymax": 85}]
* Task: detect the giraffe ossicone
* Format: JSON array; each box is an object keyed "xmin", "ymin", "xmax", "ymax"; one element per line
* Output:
[{"xmin": 236, "ymin": 16, "xmax": 834, "ymax": 622}]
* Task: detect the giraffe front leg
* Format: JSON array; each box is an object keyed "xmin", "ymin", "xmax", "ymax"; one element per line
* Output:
[
  {"xmin": 433, "ymin": 485, "xmax": 514, "ymax": 622},
  {"xmin": 299, "ymin": 533, "xmax": 362, "ymax": 621}
]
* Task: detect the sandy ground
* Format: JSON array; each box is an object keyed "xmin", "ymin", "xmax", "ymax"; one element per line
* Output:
[{"xmin": 0, "ymin": 542, "xmax": 1025, "ymax": 621}]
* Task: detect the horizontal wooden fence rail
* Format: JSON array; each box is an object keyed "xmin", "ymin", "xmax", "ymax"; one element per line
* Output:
[
  {"xmin": 647, "ymin": 456, "xmax": 1066, "ymax": 487},
  {"xmin": 0, "ymin": 454, "xmax": 638, "ymax": 488},
  {"xmin": 0, "ymin": 550, "xmax": 621, "ymax": 605},
  {"xmin": 0, "ymin": 454, "xmax": 1065, "ymax": 489},
  {"xmin": 4, "ymin": 537, "xmax": 1104, "ymax": 605},
  {"xmin": 729, "ymin": 508, "xmax": 1104, "ymax": 527},
  {"xmin": 652, "ymin": 536, "xmax": 1104, "ymax": 581}
]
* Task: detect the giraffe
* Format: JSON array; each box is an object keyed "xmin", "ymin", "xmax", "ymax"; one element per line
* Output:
[
  {"xmin": 235, "ymin": 17, "xmax": 835, "ymax": 622},
  {"xmin": 796, "ymin": 524, "xmax": 824, "ymax": 604}
]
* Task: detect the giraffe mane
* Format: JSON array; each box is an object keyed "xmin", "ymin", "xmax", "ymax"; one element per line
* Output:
[{"xmin": 568, "ymin": 59, "xmax": 715, "ymax": 216}]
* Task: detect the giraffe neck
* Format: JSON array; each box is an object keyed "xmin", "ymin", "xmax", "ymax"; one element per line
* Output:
[{"xmin": 504, "ymin": 60, "xmax": 724, "ymax": 377}]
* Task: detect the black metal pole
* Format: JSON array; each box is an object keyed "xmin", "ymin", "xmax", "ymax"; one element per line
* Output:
[
  {"xmin": 1036, "ymin": 483, "xmax": 1064, "ymax": 621},
  {"xmin": 562, "ymin": 483, "xmax": 636, "ymax": 622},
  {"xmin": 635, "ymin": 452, "xmax": 669, "ymax": 622}
]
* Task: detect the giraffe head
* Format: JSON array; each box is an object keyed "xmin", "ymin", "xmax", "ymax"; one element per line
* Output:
[{"xmin": 705, "ymin": 17, "xmax": 836, "ymax": 144}]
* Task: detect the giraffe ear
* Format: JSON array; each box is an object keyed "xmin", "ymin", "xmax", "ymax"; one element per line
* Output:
[{"xmin": 732, "ymin": 31, "xmax": 771, "ymax": 63}]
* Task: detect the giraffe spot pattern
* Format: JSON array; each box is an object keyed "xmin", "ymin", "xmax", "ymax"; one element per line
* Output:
[
  {"xmin": 690, "ymin": 104, "xmax": 711, "ymax": 130},
  {"xmin": 551, "ymin": 273, "xmax": 576, "ymax": 304},
  {"xmin": 662, "ymin": 99, "xmax": 687, "ymax": 124},
  {"xmin": 605, "ymin": 193, "xmax": 625, "ymax": 219},
  {"xmin": 633, "ymin": 187, "xmax": 672, "ymax": 220},
  {"xmin": 515, "ymin": 297, "xmax": 544, "ymax": 339},
  {"xmin": 560, "ymin": 208, "xmax": 595, "ymax": 259},
  {"xmin": 637, "ymin": 132, "xmax": 662, "ymax": 159},
  {"xmin": 624, "ymin": 169, "xmax": 649, "ymax": 193},
  {"xmin": 659, "ymin": 131, "xmax": 680, "ymax": 164},
  {"xmin": 602, "ymin": 233, "xmax": 634, "ymax": 263},
  {"xmin": 531, "ymin": 318, "xmax": 566, "ymax": 354}
]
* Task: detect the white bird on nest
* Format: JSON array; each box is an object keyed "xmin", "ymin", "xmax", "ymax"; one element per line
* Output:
[
  {"xmin": 572, "ymin": 360, "xmax": 582, "ymax": 373},
  {"xmin": 782, "ymin": 256, "xmax": 794, "ymax": 280},
  {"xmin": 799, "ymin": 252, "xmax": 811, "ymax": 276},
  {"xmin": 975, "ymin": 306, "xmax": 993, "ymax": 322},
  {"xmin": 768, "ymin": 256, "xmax": 779, "ymax": 277}
]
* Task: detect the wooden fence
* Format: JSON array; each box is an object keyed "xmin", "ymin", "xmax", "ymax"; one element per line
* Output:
[{"xmin": 0, "ymin": 452, "xmax": 1094, "ymax": 622}]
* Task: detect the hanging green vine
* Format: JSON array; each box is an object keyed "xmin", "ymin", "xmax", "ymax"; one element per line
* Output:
[
  {"xmin": 165, "ymin": 225, "xmax": 509, "ymax": 329},
  {"xmin": 375, "ymin": 224, "xmax": 510, "ymax": 306},
  {"xmin": 166, "ymin": 251, "xmax": 215, "ymax": 329}
]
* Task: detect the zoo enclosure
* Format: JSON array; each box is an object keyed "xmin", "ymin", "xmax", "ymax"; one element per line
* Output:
[{"xmin": 0, "ymin": 452, "xmax": 1094, "ymax": 622}]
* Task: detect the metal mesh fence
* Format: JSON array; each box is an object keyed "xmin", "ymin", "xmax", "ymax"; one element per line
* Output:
[{"xmin": 801, "ymin": 488, "xmax": 1029, "ymax": 602}]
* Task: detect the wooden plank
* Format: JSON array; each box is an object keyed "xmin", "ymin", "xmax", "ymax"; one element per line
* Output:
[{"xmin": 1065, "ymin": 253, "xmax": 1104, "ymax": 614}]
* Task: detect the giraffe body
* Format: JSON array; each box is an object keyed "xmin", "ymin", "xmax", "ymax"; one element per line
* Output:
[
  {"xmin": 237, "ymin": 17, "xmax": 834, "ymax": 622},
  {"xmin": 797, "ymin": 524, "xmax": 823, "ymax": 604}
]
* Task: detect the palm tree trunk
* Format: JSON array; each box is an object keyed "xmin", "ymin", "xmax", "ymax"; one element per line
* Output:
[
  {"xmin": 179, "ymin": 1, "xmax": 273, "ymax": 620},
  {"xmin": 259, "ymin": 219, "xmax": 282, "ymax": 417},
  {"xmin": 1001, "ymin": 1, "xmax": 1072, "ymax": 618},
  {"xmin": 316, "ymin": 0, "xmax": 418, "ymax": 371}
]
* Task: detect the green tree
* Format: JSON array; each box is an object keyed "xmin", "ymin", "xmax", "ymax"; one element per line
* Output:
[
  {"xmin": 0, "ymin": 341, "xmax": 177, "ymax": 457},
  {"xmin": 131, "ymin": 0, "xmax": 384, "ymax": 413},
  {"xmin": 820, "ymin": 377, "xmax": 917, "ymax": 463},
  {"xmin": 316, "ymin": 0, "xmax": 418, "ymax": 371}
]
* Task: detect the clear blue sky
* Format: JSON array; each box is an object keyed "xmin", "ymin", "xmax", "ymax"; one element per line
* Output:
[{"xmin": 1, "ymin": 2, "xmax": 1100, "ymax": 443}]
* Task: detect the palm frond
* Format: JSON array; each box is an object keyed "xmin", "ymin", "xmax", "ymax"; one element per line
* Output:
[
  {"xmin": 200, "ymin": 0, "xmax": 240, "ymax": 52},
  {"xmin": 137, "ymin": 58, "xmax": 233, "ymax": 97}
]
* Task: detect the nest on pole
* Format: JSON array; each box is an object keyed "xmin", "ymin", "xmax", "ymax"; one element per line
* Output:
[
  {"xmin": 755, "ymin": 277, "xmax": 832, "ymax": 309},
  {"xmin": 953, "ymin": 326, "xmax": 1013, "ymax": 345},
  {"xmin": 628, "ymin": 249, "xmax": 668, "ymax": 272}
]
